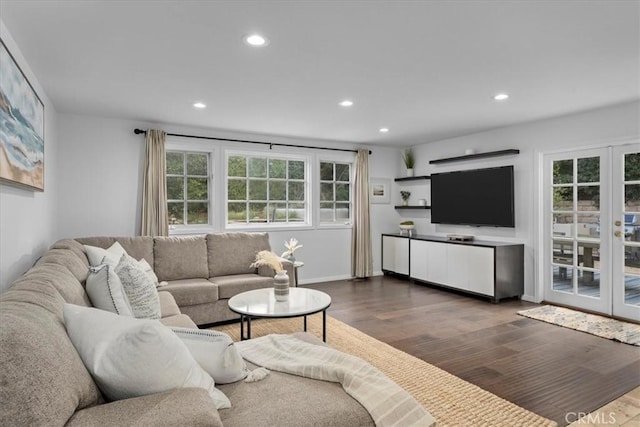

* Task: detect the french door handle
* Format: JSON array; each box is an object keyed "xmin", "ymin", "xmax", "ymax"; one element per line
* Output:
[{"xmin": 614, "ymin": 230, "xmax": 622, "ymax": 237}]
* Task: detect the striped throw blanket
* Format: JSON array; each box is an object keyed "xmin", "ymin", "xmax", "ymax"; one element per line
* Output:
[{"xmin": 236, "ymin": 334, "xmax": 435, "ymax": 427}]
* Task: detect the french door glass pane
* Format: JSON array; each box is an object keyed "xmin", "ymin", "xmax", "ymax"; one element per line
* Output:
[
  {"xmin": 553, "ymin": 160, "xmax": 573, "ymax": 184},
  {"xmin": 624, "ymin": 275, "xmax": 640, "ymax": 306},
  {"xmin": 577, "ymin": 186, "xmax": 599, "ymax": 210},
  {"xmin": 577, "ymin": 269, "xmax": 600, "ymax": 298},
  {"xmin": 552, "ymin": 265, "xmax": 573, "ymax": 291},
  {"xmin": 553, "ymin": 187, "xmax": 573, "ymax": 210},
  {"xmin": 553, "ymin": 213, "xmax": 573, "ymax": 236},
  {"xmin": 577, "ymin": 157, "xmax": 599, "ymax": 182},
  {"xmin": 625, "ymin": 153, "xmax": 640, "ymax": 181},
  {"xmin": 578, "ymin": 242, "xmax": 599, "ymax": 269}
]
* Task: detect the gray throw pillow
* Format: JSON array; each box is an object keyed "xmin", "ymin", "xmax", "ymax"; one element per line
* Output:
[{"xmin": 115, "ymin": 254, "xmax": 161, "ymax": 319}]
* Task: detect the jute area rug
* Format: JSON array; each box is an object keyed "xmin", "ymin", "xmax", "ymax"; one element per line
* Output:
[
  {"xmin": 213, "ymin": 315, "xmax": 557, "ymax": 427},
  {"xmin": 518, "ymin": 305, "xmax": 640, "ymax": 346}
]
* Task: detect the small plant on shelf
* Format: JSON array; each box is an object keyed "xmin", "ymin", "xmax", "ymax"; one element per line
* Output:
[
  {"xmin": 400, "ymin": 190, "xmax": 411, "ymax": 206},
  {"xmin": 400, "ymin": 220, "xmax": 414, "ymax": 226},
  {"xmin": 402, "ymin": 148, "xmax": 415, "ymax": 176}
]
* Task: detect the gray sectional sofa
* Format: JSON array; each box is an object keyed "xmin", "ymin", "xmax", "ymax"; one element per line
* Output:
[
  {"xmin": 0, "ymin": 232, "xmax": 376, "ymax": 426},
  {"xmin": 74, "ymin": 232, "xmax": 296, "ymax": 325}
]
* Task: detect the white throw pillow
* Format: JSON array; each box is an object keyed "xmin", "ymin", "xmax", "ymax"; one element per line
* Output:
[
  {"xmin": 84, "ymin": 241, "xmax": 127, "ymax": 267},
  {"xmin": 63, "ymin": 304, "xmax": 231, "ymax": 409},
  {"xmin": 170, "ymin": 327, "xmax": 249, "ymax": 384},
  {"xmin": 115, "ymin": 254, "xmax": 161, "ymax": 319},
  {"xmin": 85, "ymin": 264, "xmax": 134, "ymax": 317}
]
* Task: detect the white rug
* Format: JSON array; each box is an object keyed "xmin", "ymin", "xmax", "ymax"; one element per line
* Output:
[{"xmin": 518, "ymin": 305, "xmax": 640, "ymax": 346}]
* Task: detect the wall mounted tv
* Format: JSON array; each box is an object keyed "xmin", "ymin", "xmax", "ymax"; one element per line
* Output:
[{"xmin": 431, "ymin": 165, "xmax": 515, "ymax": 227}]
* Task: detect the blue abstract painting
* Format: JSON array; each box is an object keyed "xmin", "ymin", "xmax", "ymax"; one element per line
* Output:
[{"xmin": 0, "ymin": 39, "xmax": 45, "ymax": 191}]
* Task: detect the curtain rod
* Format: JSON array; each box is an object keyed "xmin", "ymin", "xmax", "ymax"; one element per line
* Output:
[{"xmin": 134, "ymin": 129, "xmax": 371, "ymax": 155}]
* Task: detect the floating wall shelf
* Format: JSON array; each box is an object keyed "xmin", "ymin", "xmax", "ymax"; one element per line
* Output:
[
  {"xmin": 394, "ymin": 175, "xmax": 431, "ymax": 182},
  {"xmin": 394, "ymin": 205, "xmax": 431, "ymax": 210},
  {"xmin": 429, "ymin": 149, "xmax": 520, "ymax": 164}
]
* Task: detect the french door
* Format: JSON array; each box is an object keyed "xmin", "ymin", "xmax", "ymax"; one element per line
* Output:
[{"xmin": 543, "ymin": 144, "xmax": 640, "ymax": 321}]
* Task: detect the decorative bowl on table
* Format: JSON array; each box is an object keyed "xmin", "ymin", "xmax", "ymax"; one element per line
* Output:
[{"xmin": 399, "ymin": 224, "xmax": 415, "ymax": 230}]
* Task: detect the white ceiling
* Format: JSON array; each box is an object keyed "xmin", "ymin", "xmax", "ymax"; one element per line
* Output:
[{"xmin": 1, "ymin": 0, "xmax": 638, "ymax": 147}]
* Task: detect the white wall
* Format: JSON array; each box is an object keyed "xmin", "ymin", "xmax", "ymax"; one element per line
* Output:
[
  {"xmin": 56, "ymin": 113, "xmax": 390, "ymax": 284},
  {"xmin": 0, "ymin": 21, "xmax": 59, "ymax": 292},
  {"xmin": 403, "ymin": 101, "xmax": 639, "ymax": 301}
]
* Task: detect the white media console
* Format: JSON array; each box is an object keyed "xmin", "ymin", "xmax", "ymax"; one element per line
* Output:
[{"xmin": 382, "ymin": 234, "xmax": 524, "ymax": 303}]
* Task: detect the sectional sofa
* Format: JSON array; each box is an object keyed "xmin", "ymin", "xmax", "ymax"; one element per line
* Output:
[
  {"xmin": 0, "ymin": 233, "xmax": 378, "ymax": 426},
  {"xmin": 74, "ymin": 232, "xmax": 296, "ymax": 325}
]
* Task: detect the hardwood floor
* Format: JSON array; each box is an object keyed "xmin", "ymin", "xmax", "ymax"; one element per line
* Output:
[{"xmin": 304, "ymin": 276, "xmax": 640, "ymax": 426}]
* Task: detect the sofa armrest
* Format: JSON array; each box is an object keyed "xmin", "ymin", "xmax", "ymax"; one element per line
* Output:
[
  {"xmin": 66, "ymin": 388, "xmax": 222, "ymax": 427},
  {"xmin": 257, "ymin": 258, "xmax": 297, "ymax": 287}
]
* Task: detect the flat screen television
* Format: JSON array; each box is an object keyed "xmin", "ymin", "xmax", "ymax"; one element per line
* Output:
[{"xmin": 430, "ymin": 165, "xmax": 515, "ymax": 227}]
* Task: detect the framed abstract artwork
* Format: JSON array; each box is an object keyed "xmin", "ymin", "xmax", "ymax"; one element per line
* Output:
[
  {"xmin": 0, "ymin": 38, "xmax": 45, "ymax": 191},
  {"xmin": 370, "ymin": 178, "xmax": 391, "ymax": 204}
]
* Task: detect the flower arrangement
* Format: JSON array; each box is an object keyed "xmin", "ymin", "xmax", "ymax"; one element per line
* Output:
[
  {"xmin": 282, "ymin": 238, "xmax": 303, "ymax": 259},
  {"xmin": 400, "ymin": 191, "xmax": 411, "ymax": 201},
  {"xmin": 250, "ymin": 250, "xmax": 284, "ymax": 273}
]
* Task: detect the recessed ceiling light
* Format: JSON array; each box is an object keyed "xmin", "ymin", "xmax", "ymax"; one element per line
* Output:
[
  {"xmin": 244, "ymin": 34, "xmax": 268, "ymax": 46},
  {"xmin": 339, "ymin": 100, "xmax": 353, "ymax": 107},
  {"xmin": 379, "ymin": 127, "xmax": 389, "ymax": 133},
  {"xmin": 193, "ymin": 102, "xmax": 206, "ymax": 109},
  {"xmin": 493, "ymin": 93, "xmax": 509, "ymax": 101}
]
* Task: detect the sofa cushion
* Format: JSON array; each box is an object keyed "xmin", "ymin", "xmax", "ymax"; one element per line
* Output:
[
  {"xmin": 63, "ymin": 304, "xmax": 231, "ymax": 409},
  {"xmin": 154, "ymin": 236, "xmax": 209, "ymax": 281},
  {"xmin": 161, "ymin": 279, "xmax": 218, "ymax": 306},
  {"xmin": 0, "ymin": 285, "xmax": 103, "ymax": 426},
  {"xmin": 158, "ymin": 290, "xmax": 181, "ymax": 318},
  {"xmin": 76, "ymin": 236, "xmax": 155, "ymax": 266},
  {"xmin": 207, "ymin": 232, "xmax": 271, "ymax": 277},
  {"xmin": 160, "ymin": 313, "xmax": 199, "ymax": 329},
  {"xmin": 66, "ymin": 388, "xmax": 223, "ymax": 427},
  {"xmin": 51, "ymin": 239, "xmax": 90, "ymax": 270},
  {"xmin": 11, "ymin": 264, "xmax": 91, "ymax": 307},
  {"xmin": 36, "ymin": 248, "xmax": 89, "ymax": 283},
  {"xmin": 210, "ymin": 274, "xmax": 274, "ymax": 299},
  {"xmin": 115, "ymin": 254, "xmax": 161, "ymax": 319}
]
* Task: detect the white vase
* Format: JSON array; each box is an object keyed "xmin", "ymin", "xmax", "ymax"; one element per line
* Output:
[
  {"xmin": 273, "ymin": 270, "xmax": 289, "ymax": 302},
  {"xmin": 406, "ymin": 168, "xmax": 414, "ymax": 177}
]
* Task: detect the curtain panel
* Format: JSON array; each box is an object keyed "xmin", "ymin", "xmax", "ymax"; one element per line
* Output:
[
  {"xmin": 351, "ymin": 149, "xmax": 373, "ymax": 278},
  {"xmin": 141, "ymin": 129, "xmax": 169, "ymax": 236}
]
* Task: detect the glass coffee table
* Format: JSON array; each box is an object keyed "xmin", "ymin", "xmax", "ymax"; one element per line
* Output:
[{"xmin": 228, "ymin": 288, "xmax": 331, "ymax": 342}]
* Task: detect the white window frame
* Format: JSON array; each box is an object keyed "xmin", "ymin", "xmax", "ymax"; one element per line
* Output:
[
  {"xmin": 166, "ymin": 140, "xmax": 215, "ymax": 235},
  {"xmin": 224, "ymin": 150, "xmax": 311, "ymax": 230},
  {"xmin": 319, "ymin": 159, "xmax": 353, "ymax": 226}
]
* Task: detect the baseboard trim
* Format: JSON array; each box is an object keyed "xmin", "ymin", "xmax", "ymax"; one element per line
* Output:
[{"xmin": 521, "ymin": 294, "xmax": 538, "ymax": 303}]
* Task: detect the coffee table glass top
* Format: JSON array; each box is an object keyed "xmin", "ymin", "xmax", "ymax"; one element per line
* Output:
[{"xmin": 228, "ymin": 287, "xmax": 331, "ymax": 318}]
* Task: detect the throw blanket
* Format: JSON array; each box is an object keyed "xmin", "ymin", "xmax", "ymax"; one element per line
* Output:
[{"xmin": 236, "ymin": 334, "xmax": 435, "ymax": 427}]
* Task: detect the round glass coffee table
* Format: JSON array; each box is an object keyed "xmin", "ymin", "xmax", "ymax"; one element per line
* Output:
[{"xmin": 228, "ymin": 288, "xmax": 331, "ymax": 342}]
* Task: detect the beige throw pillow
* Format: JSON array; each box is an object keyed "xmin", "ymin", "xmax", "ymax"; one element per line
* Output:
[
  {"xmin": 115, "ymin": 254, "xmax": 161, "ymax": 319},
  {"xmin": 63, "ymin": 304, "xmax": 231, "ymax": 409}
]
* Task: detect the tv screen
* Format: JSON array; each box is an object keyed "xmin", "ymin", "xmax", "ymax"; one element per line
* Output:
[{"xmin": 431, "ymin": 165, "xmax": 515, "ymax": 227}]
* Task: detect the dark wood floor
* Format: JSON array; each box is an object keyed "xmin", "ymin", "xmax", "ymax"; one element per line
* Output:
[{"xmin": 305, "ymin": 276, "xmax": 640, "ymax": 426}]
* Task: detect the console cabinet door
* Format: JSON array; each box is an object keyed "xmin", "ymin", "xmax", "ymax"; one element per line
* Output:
[
  {"xmin": 409, "ymin": 239, "xmax": 428, "ymax": 281},
  {"xmin": 382, "ymin": 236, "xmax": 409, "ymax": 275},
  {"xmin": 446, "ymin": 244, "xmax": 470, "ymax": 291},
  {"xmin": 466, "ymin": 246, "xmax": 495, "ymax": 296},
  {"xmin": 425, "ymin": 242, "xmax": 448, "ymax": 284}
]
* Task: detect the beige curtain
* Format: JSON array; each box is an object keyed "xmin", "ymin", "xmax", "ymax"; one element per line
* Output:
[
  {"xmin": 351, "ymin": 149, "xmax": 373, "ymax": 278},
  {"xmin": 141, "ymin": 129, "xmax": 169, "ymax": 236}
]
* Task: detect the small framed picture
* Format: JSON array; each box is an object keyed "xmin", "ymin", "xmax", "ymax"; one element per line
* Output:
[{"xmin": 370, "ymin": 178, "xmax": 390, "ymax": 204}]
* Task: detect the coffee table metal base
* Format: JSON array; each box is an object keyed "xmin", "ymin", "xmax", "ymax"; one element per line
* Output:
[{"xmin": 239, "ymin": 309, "xmax": 327, "ymax": 342}]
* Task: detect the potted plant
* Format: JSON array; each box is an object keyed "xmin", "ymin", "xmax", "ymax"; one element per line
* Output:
[
  {"xmin": 400, "ymin": 190, "xmax": 411, "ymax": 206},
  {"xmin": 402, "ymin": 148, "xmax": 415, "ymax": 177}
]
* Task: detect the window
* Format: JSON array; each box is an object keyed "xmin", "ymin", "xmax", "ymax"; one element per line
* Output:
[
  {"xmin": 166, "ymin": 151, "xmax": 210, "ymax": 226},
  {"xmin": 227, "ymin": 153, "xmax": 307, "ymax": 225},
  {"xmin": 320, "ymin": 161, "xmax": 351, "ymax": 224}
]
